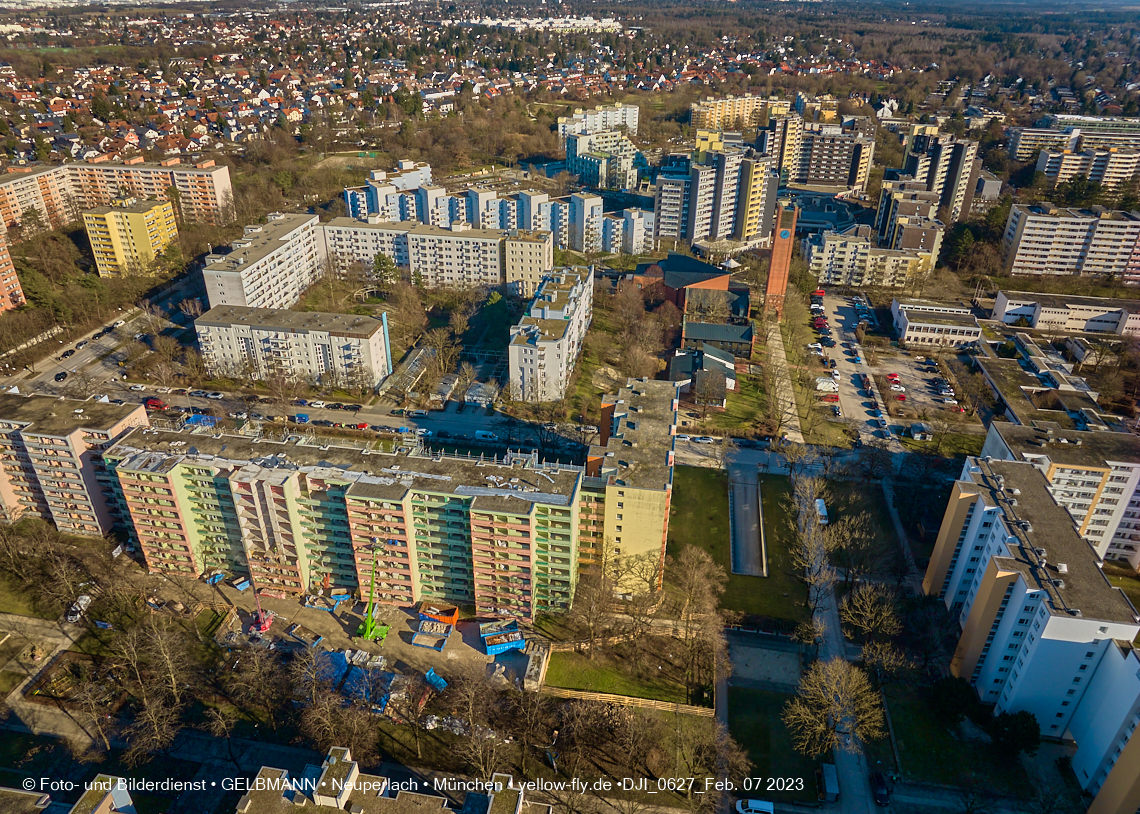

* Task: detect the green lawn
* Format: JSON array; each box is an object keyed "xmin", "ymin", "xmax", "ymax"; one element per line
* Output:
[
  {"xmin": 544, "ymin": 650, "xmax": 688, "ymax": 703},
  {"xmin": 0, "ymin": 572, "xmax": 58, "ymax": 619},
  {"xmin": 669, "ymin": 467, "xmax": 808, "ymax": 623},
  {"xmin": 789, "ymin": 376, "xmax": 853, "ymax": 448},
  {"xmin": 899, "ymin": 432, "xmax": 985, "ymax": 458},
  {"xmin": 701, "ymin": 374, "xmax": 769, "ymax": 431},
  {"xmin": 826, "ymin": 480, "xmax": 901, "ymax": 554},
  {"xmin": 727, "ymin": 687, "xmax": 819, "ymax": 804},
  {"xmin": 878, "ymin": 685, "xmax": 1031, "ymax": 796},
  {"xmin": 0, "ymin": 670, "xmax": 23, "ymax": 699}
]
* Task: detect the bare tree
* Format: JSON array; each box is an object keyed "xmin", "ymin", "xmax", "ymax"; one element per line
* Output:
[
  {"xmin": 455, "ymin": 728, "xmax": 505, "ymax": 779},
  {"xmin": 388, "ymin": 673, "xmax": 436, "ymax": 760},
  {"xmin": 456, "ymin": 361, "xmax": 477, "ymax": 400},
  {"xmin": 178, "ymin": 298, "xmax": 204, "ymax": 319},
  {"xmin": 840, "ymin": 584, "xmax": 902, "ymax": 639},
  {"xmin": 862, "ymin": 641, "xmax": 914, "ymax": 691},
  {"xmin": 782, "ymin": 658, "xmax": 885, "ymax": 758},
  {"xmin": 122, "ymin": 695, "xmax": 182, "ymax": 767},
  {"xmin": 152, "ymin": 335, "xmax": 182, "ymax": 366},
  {"xmin": 506, "ymin": 689, "xmax": 552, "ymax": 776}
]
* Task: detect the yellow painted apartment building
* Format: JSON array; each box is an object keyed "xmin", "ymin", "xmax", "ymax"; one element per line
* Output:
[{"xmin": 83, "ymin": 197, "xmax": 178, "ymax": 277}]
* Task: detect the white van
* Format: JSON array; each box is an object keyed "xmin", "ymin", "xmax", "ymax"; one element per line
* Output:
[
  {"xmin": 474, "ymin": 430, "xmax": 500, "ymax": 442},
  {"xmin": 815, "ymin": 498, "xmax": 829, "ymax": 526},
  {"xmin": 736, "ymin": 801, "xmax": 774, "ymax": 814}
]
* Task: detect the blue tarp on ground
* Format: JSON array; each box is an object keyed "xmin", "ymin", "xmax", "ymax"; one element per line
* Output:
[
  {"xmin": 185, "ymin": 414, "xmax": 220, "ymax": 427},
  {"xmin": 425, "ymin": 668, "xmax": 448, "ymax": 691},
  {"xmin": 342, "ymin": 666, "xmax": 395, "ymax": 710}
]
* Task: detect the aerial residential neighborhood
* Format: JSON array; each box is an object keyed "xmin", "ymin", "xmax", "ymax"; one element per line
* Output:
[{"xmin": 0, "ymin": 1, "xmax": 1139, "ymax": 814}]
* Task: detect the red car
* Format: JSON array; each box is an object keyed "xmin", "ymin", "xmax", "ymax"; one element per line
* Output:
[
  {"xmin": 895, "ymin": 394, "xmax": 907, "ymax": 401},
  {"xmin": 144, "ymin": 397, "xmax": 167, "ymax": 411},
  {"xmin": 820, "ymin": 393, "xmax": 840, "ymax": 403}
]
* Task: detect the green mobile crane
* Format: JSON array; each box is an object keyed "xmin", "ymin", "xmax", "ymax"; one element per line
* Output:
[{"xmin": 357, "ymin": 543, "xmax": 390, "ymax": 642}]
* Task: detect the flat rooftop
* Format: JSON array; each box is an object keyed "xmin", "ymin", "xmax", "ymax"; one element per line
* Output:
[
  {"xmin": 589, "ymin": 379, "xmax": 678, "ymax": 492},
  {"xmin": 0, "ymin": 392, "xmax": 145, "ymax": 436},
  {"xmin": 964, "ymin": 459, "xmax": 1139, "ymax": 624},
  {"xmin": 84, "ymin": 198, "xmax": 171, "ymax": 217},
  {"xmin": 998, "ymin": 289, "xmax": 1140, "ymax": 314},
  {"xmin": 511, "ymin": 267, "xmax": 591, "ymax": 346},
  {"xmin": 0, "ymin": 159, "xmax": 224, "ymax": 187},
  {"xmin": 902, "ymin": 311, "xmax": 981, "ymax": 327},
  {"xmin": 204, "ymin": 213, "xmax": 315, "ymax": 274},
  {"xmin": 992, "ymin": 421, "xmax": 1140, "ymax": 468},
  {"xmin": 1015, "ymin": 202, "xmax": 1140, "ymax": 222},
  {"xmin": 196, "ymin": 306, "xmax": 385, "ymax": 338},
  {"xmin": 107, "ymin": 429, "xmax": 584, "ymax": 515},
  {"xmin": 0, "ymin": 787, "xmax": 51, "ymax": 814}
]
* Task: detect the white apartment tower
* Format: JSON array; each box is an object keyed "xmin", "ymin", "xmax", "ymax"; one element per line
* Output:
[
  {"xmin": 195, "ymin": 306, "xmax": 393, "ymax": 389},
  {"xmin": 203, "ymin": 213, "xmax": 326, "ymax": 310},
  {"xmin": 508, "ymin": 267, "xmax": 594, "ymax": 401}
]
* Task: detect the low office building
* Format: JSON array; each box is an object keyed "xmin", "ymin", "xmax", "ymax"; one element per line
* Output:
[
  {"xmin": 924, "ymin": 458, "xmax": 1140, "ymax": 735},
  {"xmin": 103, "ymin": 380, "xmax": 679, "ymax": 619},
  {"xmin": 992, "ymin": 290, "xmax": 1140, "ymax": 335},
  {"xmin": 891, "ymin": 298, "xmax": 983, "ymax": 347},
  {"xmin": 804, "ymin": 225, "xmax": 935, "ymax": 289},
  {"xmin": 1001, "ymin": 204, "xmax": 1140, "ymax": 279},
  {"xmin": 195, "ymin": 306, "xmax": 393, "ymax": 390},
  {"xmin": 508, "ymin": 267, "xmax": 593, "ymax": 401},
  {"xmin": 0, "ymin": 393, "xmax": 148, "ymax": 537},
  {"xmin": 82, "ymin": 197, "xmax": 178, "ymax": 277},
  {"xmin": 980, "ymin": 421, "xmax": 1140, "ymax": 569},
  {"xmin": 203, "ymin": 213, "xmax": 326, "ymax": 310}
]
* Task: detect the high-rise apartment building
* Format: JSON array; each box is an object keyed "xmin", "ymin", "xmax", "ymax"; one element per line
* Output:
[
  {"xmin": 82, "ymin": 197, "xmax": 178, "ymax": 277},
  {"xmin": 622, "ymin": 208, "xmax": 655, "ymax": 254},
  {"xmin": 558, "ymin": 102, "xmax": 639, "ymax": 146},
  {"xmin": 690, "ymin": 94, "xmax": 791, "ymax": 130},
  {"xmin": 924, "ymin": 458, "xmax": 1140, "ymax": 733},
  {"xmin": 508, "ymin": 267, "xmax": 593, "ymax": 402},
  {"xmin": 203, "ymin": 213, "xmax": 326, "ymax": 310},
  {"xmin": 195, "ymin": 306, "xmax": 393, "ymax": 390},
  {"xmin": 898, "ymin": 129, "xmax": 981, "ymax": 223},
  {"xmin": 980, "ymin": 421, "xmax": 1140, "ymax": 569},
  {"xmin": 0, "ymin": 157, "xmax": 233, "ymax": 233},
  {"xmin": 0, "ymin": 393, "xmax": 148, "ymax": 537},
  {"xmin": 566, "ymin": 130, "xmax": 640, "ymax": 190},
  {"xmin": 875, "ymin": 177, "xmax": 942, "ymax": 245},
  {"xmin": 762, "ymin": 114, "xmax": 875, "ymax": 191},
  {"xmin": 1001, "ymin": 204, "xmax": 1140, "ymax": 278},
  {"xmin": 504, "ymin": 229, "xmax": 555, "ymax": 297},
  {"xmin": 0, "ymin": 232, "xmax": 24, "ymax": 312},
  {"xmin": 569, "ymin": 193, "xmax": 603, "ymax": 253},
  {"xmin": 322, "ymin": 217, "xmax": 552, "ymax": 290},
  {"xmin": 1036, "ymin": 148, "xmax": 1140, "ymax": 189},
  {"xmin": 653, "ymin": 149, "xmax": 777, "ymax": 248},
  {"xmin": 102, "ymin": 379, "xmax": 679, "ymax": 619},
  {"xmin": 342, "ymin": 161, "xmax": 432, "ymax": 219}
]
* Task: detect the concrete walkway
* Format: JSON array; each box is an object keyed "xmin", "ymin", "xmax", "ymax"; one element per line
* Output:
[
  {"xmin": 766, "ymin": 326, "xmax": 805, "ymax": 444},
  {"xmin": 816, "ymin": 581, "xmax": 874, "ymax": 814}
]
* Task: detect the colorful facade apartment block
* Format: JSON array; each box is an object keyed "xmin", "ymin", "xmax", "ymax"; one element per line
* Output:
[
  {"xmin": 0, "ymin": 394, "xmax": 149, "ymax": 536},
  {"xmin": 99, "ymin": 379, "xmax": 679, "ymax": 619}
]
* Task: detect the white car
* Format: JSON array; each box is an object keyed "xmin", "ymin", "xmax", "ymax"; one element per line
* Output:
[
  {"xmin": 206, "ymin": 392, "xmax": 225, "ymax": 400},
  {"xmin": 129, "ymin": 384, "xmax": 146, "ymax": 392},
  {"xmin": 228, "ymin": 411, "xmax": 248, "ymax": 419},
  {"xmin": 807, "ymin": 343, "xmax": 823, "ymax": 350},
  {"xmin": 831, "ymin": 370, "xmax": 841, "ymax": 380},
  {"xmin": 66, "ymin": 594, "xmax": 92, "ymax": 623},
  {"xmin": 890, "ymin": 384, "xmax": 906, "ymax": 392},
  {"xmin": 736, "ymin": 802, "xmax": 774, "ymax": 814},
  {"xmin": 113, "ymin": 319, "xmax": 126, "ymax": 328},
  {"xmin": 943, "ymin": 398, "xmax": 959, "ymax": 405},
  {"xmin": 693, "ymin": 436, "xmax": 715, "ymax": 444},
  {"xmin": 810, "ymin": 349, "xmax": 825, "ymax": 357},
  {"xmin": 416, "ymin": 428, "xmax": 433, "ymax": 437},
  {"xmin": 675, "ymin": 434, "xmax": 691, "ymax": 442},
  {"xmin": 308, "ymin": 400, "xmax": 326, "ymax": 409}
]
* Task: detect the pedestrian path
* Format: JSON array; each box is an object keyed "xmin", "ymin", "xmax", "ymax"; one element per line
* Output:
[{"xmin": 766, "ymin": 326, "xmax": 805, "ymax": 444}]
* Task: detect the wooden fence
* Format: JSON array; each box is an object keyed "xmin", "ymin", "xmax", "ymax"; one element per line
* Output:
[{"xmin": 538, "ymin": 685, "xmax": 715, "ymax": 717}]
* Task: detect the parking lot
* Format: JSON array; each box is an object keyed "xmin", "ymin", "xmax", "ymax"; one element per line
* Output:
[{"xmin": 814, "ymin": 294, "xmax": 887, "ymax": 441}]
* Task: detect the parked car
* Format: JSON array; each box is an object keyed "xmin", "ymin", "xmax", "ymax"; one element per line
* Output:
[
  {"xmin": 129, "ymin": 384, "xmax": 146, "ymax": 392},
  {"xmin": 417, "ymin": 428, "xmax": 433, "ymax": 437},
  {"xmin": 309, "ymin": 400, "xmax": 326, "ymax": 409},
  {"xmin": 693, "ymin": 436, "xmax": 715, "ymax": 444},
  {"xmin": 821, "ymin": 393, "xmax": 840, "ymax": 403},
  {"xmin": 870, "ymin": 772, "xmax": 890, "ymax": 806},
  {"xmin": 675, "ymin": 434, "xmax": 691, "ymax": 442},
  {"xmin": 832, "ymin": 406, "xmax": 843, "ymax": 417},
  {"xmin": 75, "ymin": 340, "xmax": 88, "ymax": 349},
  {"xmin": 890, "ymin": 384, "xmax": 906, "ymax": 392},
  {"xmin": 736, "ymin": 801, "xmax": 774, "ymax": 814},
  {"xmin": 66, "ymin": 595, "xmax": 92, "ymax": 623},
  {"xmin": 206, "ymin": 392, "xmax": 225, "ymax": 400},
  {"xmin": 831, "ymin": 370, "xmax": 841, "ymax": 380},
  {"xmin": 189, "ymin": 390, "xmax": 209, "ymax": 398},
  {"xmin": 144, "ymin": 398, "xmax": 167, "ymax": 411},
  {"xmin": 943, "ymin": 398, "xmax": 959, "ymax": 405}
]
